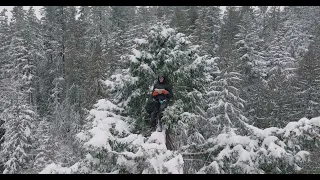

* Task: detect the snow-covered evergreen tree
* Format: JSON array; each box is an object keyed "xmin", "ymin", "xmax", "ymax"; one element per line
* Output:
[
  {"xmin": 0, "ymin": 8, "xmax": 11, "ymax": 75},
  {"xmin": 293, "ymin": 26, "xmax": 320, "ymax": 120},
  {"xmin": 105, "ymin": 24, "xmax": 219, "ymax": 140},
  {"xmin": 25, "ymin": 6, "xmax": 46, "ymax": 107},
  {"xmin": 281, "ymin": 6, "xmax": 313, "ymax": 61},
  {"xmin": 265, "ymin": 24, "xmax": 295, "ymax": 82},
  {"xmin": 0, "ymin": 103, "xmax": 36, "ymax": 174},
  {"xmin": 0, "ymin": 6, "xmax": 38, "ymax": 173},
  {"xmin": 192, "ymin": 6, "xmax": 220, "ymax": 57},
  {"xmin": 233, "ymin": 7, "xmax": 270, "ymax": 126},
  {"xmin": 235, "ymin": 6, "xmax": 266, "ymax": 80},
  {"xmin": 207, "ymin": 68, "xmax": 247, "ymax": 136},
  {"xmin": 170, "ymin": 6, "xmax": 189, "ymax": 34},
  {"xmin": 31, "ymin": 118, "xmax": 54, "ymax": 173},
  {"xmin": 38, "ymin": 23, "xmax": 220, "ymax": 174},
  {"xmin": 41, "ymin": 6, "xmax": 66, "ymax": 115},
  {"xmin": 108, "ymin": 6, "xmax": 137, "ymax": 70},
  {"xmin": 191, "ymin": 116, "xmax": 320, "ymax": 174},
  {"xmin": 2, "ymin": 5, "xmax": 320, "ymax": 174},
  {"xmin": 0, "ymin": 8, "xmax": 12, "ymax": 117},
  {"xmin": 0, "ymin": 37, "xmax": 32, "ymax": 174}
]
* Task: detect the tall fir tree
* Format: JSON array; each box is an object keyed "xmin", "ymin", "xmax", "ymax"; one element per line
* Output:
[
  {"xmin": 293, "ymin": 26, "xmax": 320, "ymax": 119},
  {"xmin": 192, "ymin": 6, "xmax": 221, "ymax": 57},
  {"xmin": 0, "ymin": 6, "xmax": 38, "ymax": 173}
]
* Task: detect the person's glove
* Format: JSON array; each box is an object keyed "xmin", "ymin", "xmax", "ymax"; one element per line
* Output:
[
  {"xmin": 152, "ymin": 91, "xmax": 159, "ymax": 97},
  {"xmin": 162, "ymin": 89, "xmax": 169, "ymax": 95}
]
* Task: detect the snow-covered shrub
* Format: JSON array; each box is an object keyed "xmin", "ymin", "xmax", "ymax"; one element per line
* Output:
[
  {"xmin": 185, "ymin": 117, "xmax": 320, "ymax": 174},
  {"xmin": 39, "ymin": 99, "xmax": 184, "ymax": 174}
]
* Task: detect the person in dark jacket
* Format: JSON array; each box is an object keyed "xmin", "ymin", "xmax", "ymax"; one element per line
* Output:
[{"xmin": 145, "ymin": 73, "xmax": 173, "ymax": 128}]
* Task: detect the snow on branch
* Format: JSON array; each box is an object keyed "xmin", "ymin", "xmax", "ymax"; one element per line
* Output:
[{"xmin": 190, "ymin": 117, "xmax": 320, "ymax": 174}]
